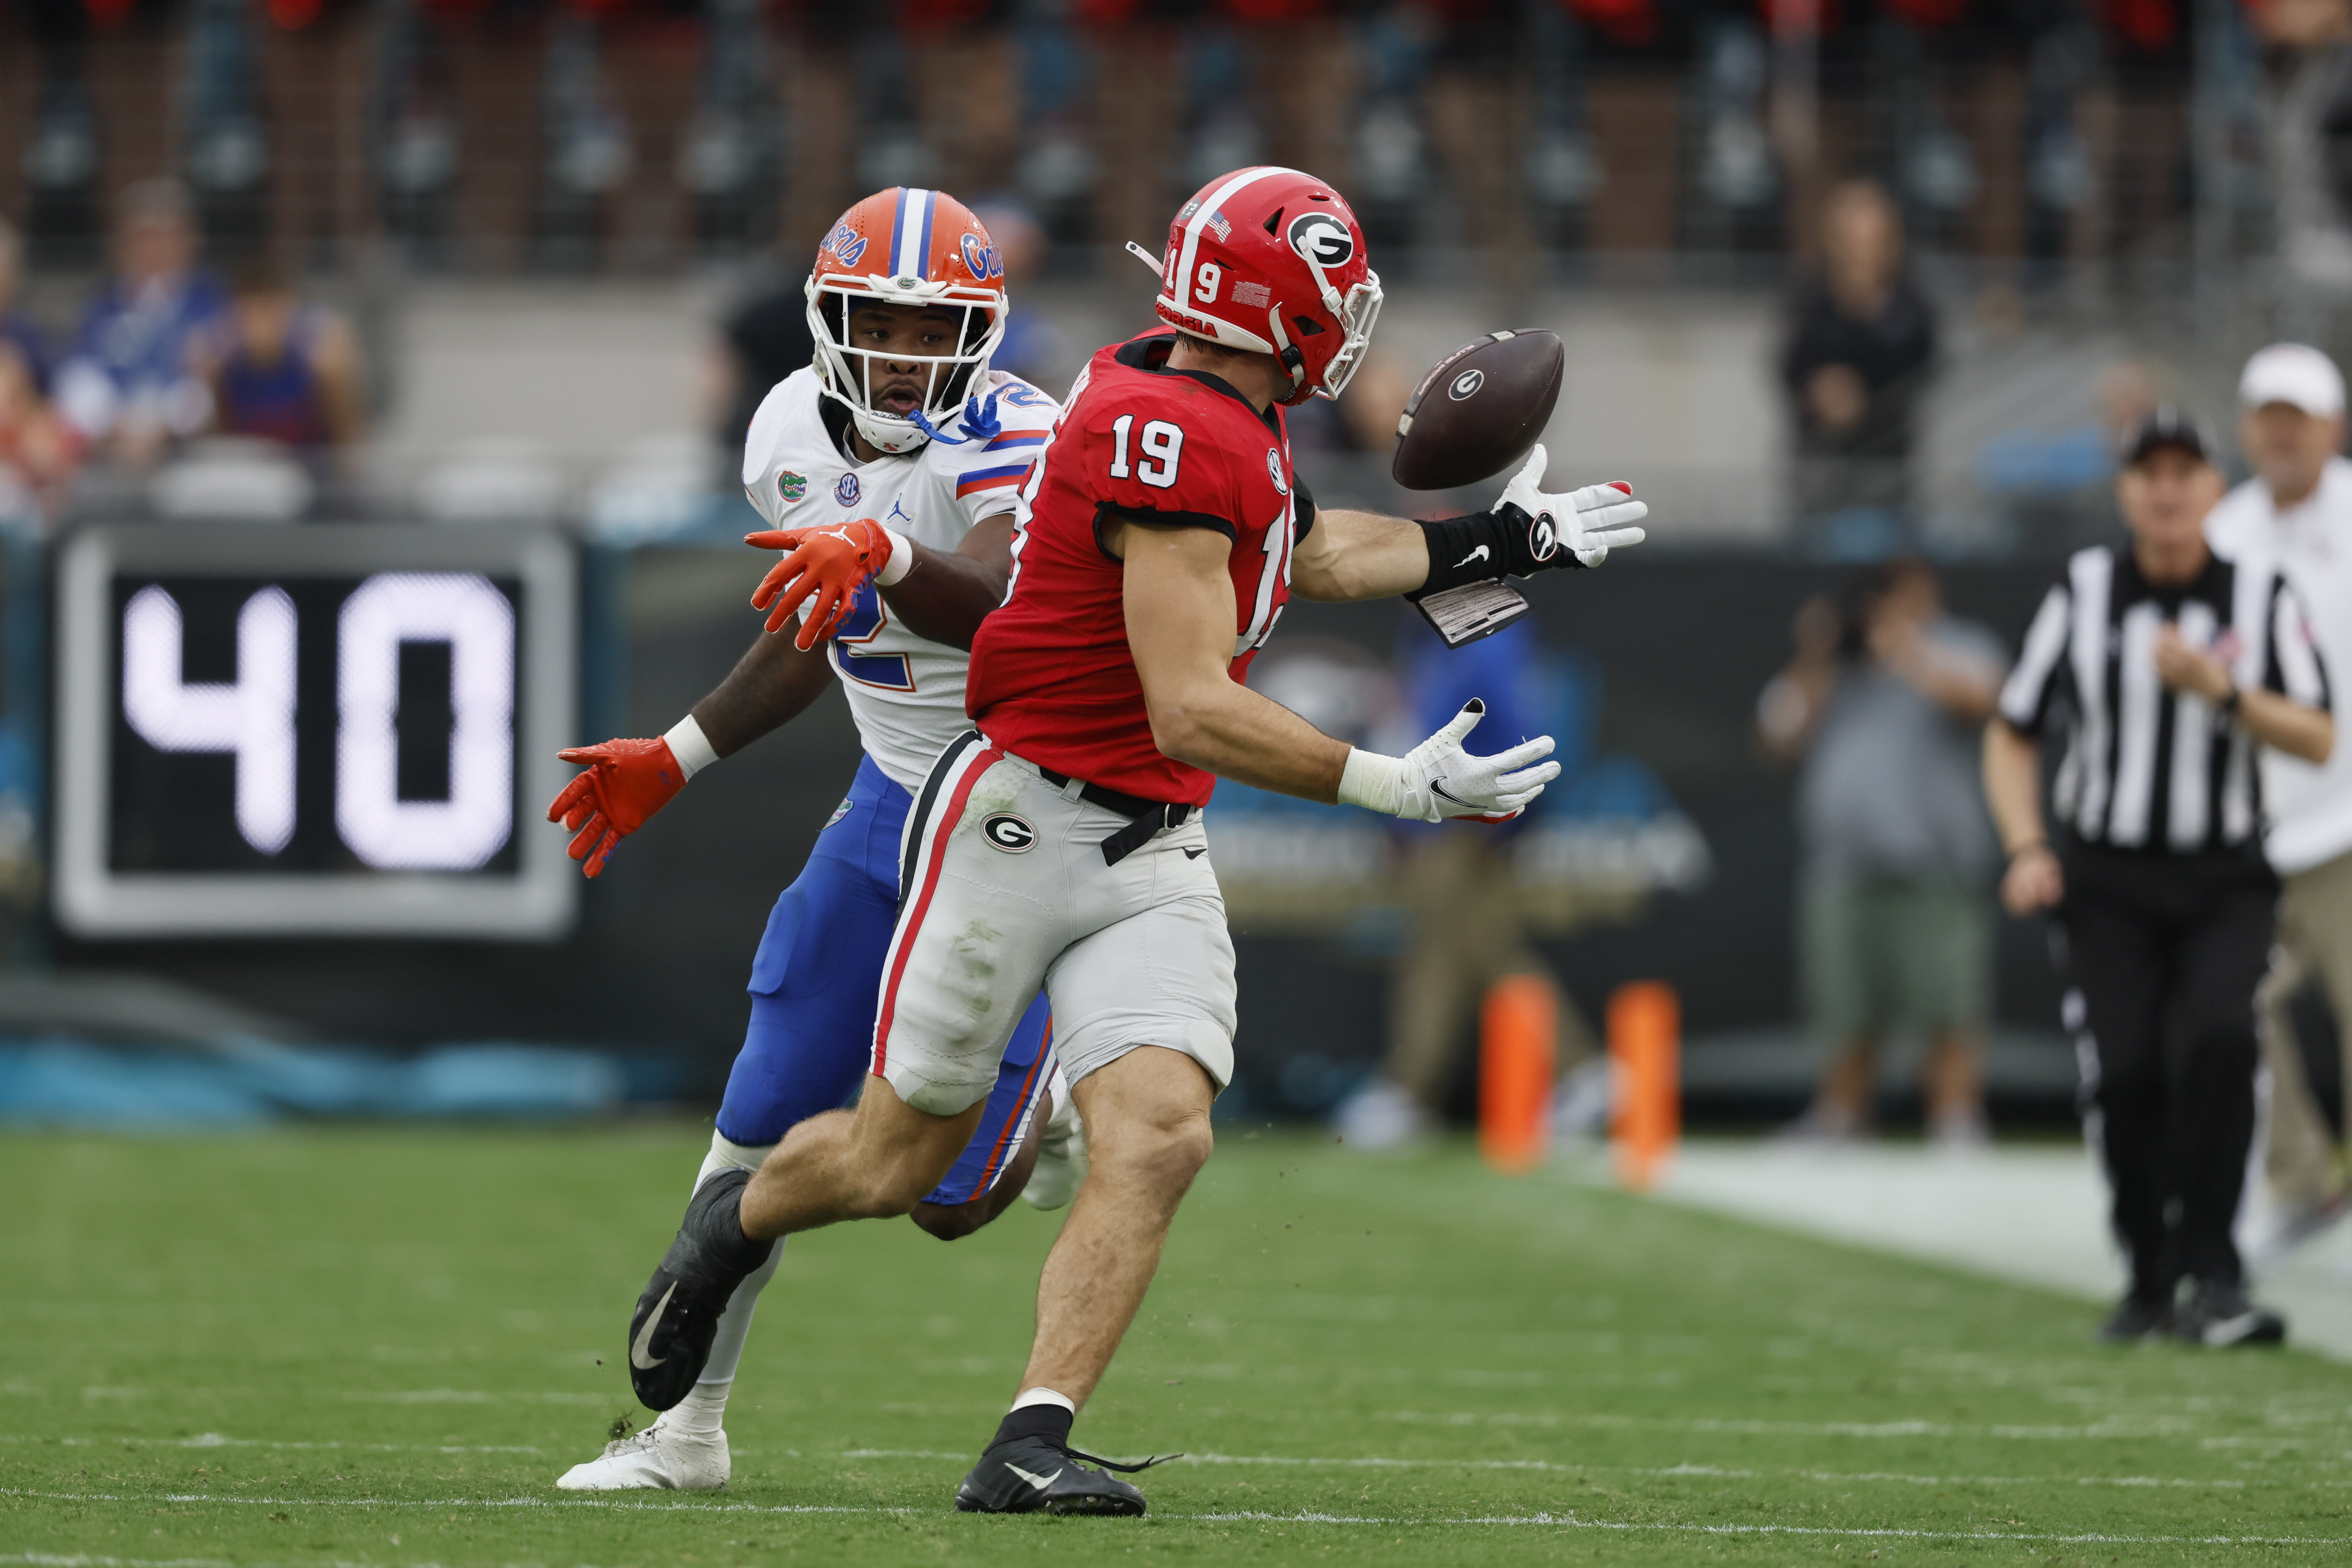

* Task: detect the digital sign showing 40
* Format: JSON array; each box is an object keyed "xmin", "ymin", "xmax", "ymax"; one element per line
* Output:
[{"xmin": 121, "ymin": 572, "xmax": 518, "ymax": 871}]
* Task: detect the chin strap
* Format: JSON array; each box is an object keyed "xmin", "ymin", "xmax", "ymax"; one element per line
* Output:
[{"xmin": 907, "ymin": 387, "xmax": 1004, "ymax": 447}]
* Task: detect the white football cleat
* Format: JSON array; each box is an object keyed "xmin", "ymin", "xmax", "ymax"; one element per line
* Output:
[
  {"xmin": 1023, "ymin": 1064, "xmax": 1086, "ymax": 1211},
  {"xmin": 555, "ymin": 1413, "xmax": 729, "ymax": 1491}
]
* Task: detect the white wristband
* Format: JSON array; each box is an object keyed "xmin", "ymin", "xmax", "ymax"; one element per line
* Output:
[
  {"xmin": 1337, "ymin": 747, "xmax": 1405, "ymax": 818},
  {"xmin": 875, "ymin": 526, "xmax": 915, "ymax": 587},
  {"xmin": 663, "ymin": 714, "xmax": 720, "ymax": 780}
]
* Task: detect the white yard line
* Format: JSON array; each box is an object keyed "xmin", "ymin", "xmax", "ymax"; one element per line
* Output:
[
  {"xmin": 0, "ymin": 1435, "xmax": 544, "ymax": 1455},
  {"xmin": 1, "ymin": 1488, "xmax": 2344, "ymax": 1548},
  {"xmin": 842, "ymin": 1446, "xmax": 2258, "ymax": 1487}
]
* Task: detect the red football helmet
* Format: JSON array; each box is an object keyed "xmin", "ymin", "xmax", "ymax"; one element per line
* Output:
[
  {"xmin": 1150, "ymin": 166, "xmax": 1382, "ymax": 406},
  {"xmin": 804, "ymin": 187, "xmax": 1009, "ymax": 455}
]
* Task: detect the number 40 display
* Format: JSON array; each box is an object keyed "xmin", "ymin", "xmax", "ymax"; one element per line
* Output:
[{"xmin": 122, "ymin": 572, "xmax": 516, "ymax": 871}]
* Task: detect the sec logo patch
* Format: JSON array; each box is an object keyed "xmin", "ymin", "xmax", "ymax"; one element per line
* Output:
[
  {"xmin": 981, "ymin": 813, "xmax": 1036, "ymax": 853},
  {"xmin": 836, "ymin": 472, "xmax": 862, "ymax": 506},
  {"xmin": 1266, "ymin": 447, "xmax": 1289, "ymax": 496}
]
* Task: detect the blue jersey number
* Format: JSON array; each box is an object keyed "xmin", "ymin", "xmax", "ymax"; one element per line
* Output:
[{"xmin": 830, "ymin": 579, "xmax": 914, "ymax": 691}]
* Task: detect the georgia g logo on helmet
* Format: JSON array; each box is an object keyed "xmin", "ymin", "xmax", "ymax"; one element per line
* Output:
[{"xmin": 1287, "ymin": 210, "xmax": 1355, "ymax": 270}]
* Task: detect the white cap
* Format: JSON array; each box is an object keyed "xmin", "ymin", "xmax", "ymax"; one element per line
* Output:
[{"xmin": 2239, "ymin": 342, "xmax": 2346, "ymax": 418}]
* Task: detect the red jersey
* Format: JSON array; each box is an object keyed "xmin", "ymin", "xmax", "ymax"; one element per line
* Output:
[{"xmin": 967, "ymin": 330, "xmax": 1308, "ymax": 806}]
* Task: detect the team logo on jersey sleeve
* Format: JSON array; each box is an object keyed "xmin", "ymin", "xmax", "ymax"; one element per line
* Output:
[
  {"xmin": 824, "ymin": 796, "xmax": 854, "ymax": 830},
  {"xmin": 981, "ymin": 812, "xmax": 1036, "ymax": 853},
  {"xmin": 1266, "ymin": 448, "xmax": 1289, "ymax": 496},
  {"xmin": 836, "ymin": 472, "xmax": 862, "ymax": 506},
  {"xmin": 778, "ymin": 470, "xmax": 807, "ymax": 504}
]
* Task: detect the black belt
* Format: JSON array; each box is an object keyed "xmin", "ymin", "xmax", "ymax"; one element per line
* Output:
[{"xmin": 1039, "ymin": 765, "xmax": 1194, "ymax": 867}]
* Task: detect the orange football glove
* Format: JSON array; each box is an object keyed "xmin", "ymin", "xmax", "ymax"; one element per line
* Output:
[
  {"xmin": 545, "ymin": 737, "xmax": 689, "ymax": 878},
  {"xmin": 746, "ymin": 519, "xmax": 896, "ymax": 651}
]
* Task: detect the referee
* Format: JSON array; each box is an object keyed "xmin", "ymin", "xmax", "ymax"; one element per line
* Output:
[{"xmin": 1986, "ymin": 407, "xmax": 2334, "ymax": 1346}]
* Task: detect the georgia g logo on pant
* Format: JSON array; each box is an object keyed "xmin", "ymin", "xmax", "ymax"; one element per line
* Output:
[{"xmin": 982, "ymin": 812, "xmax": 1037, "ymax": 853}]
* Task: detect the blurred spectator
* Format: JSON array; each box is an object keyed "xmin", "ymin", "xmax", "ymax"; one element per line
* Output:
[
  {"xmin": 53, "ymin": 180, "xmax": 226, "ymax": 472},
  {"xmin": 2249, "ymin": 0, "xmax": 2352, "ymax": 294},
  {"xmin": 0, "ymin": 219, "xmax": 50, "ymax": 397},
  {"xmin": 1757, "ymin": 559, "xmax": 2007, "ymax": 1145},
  {"xmin": 0, "ymin": 336, "xmax": 85, "ymax": 517},
  {"xmin": 1780, "ymin": 180, "xmax": 1939, "ymax": 555},
  {"xmin": 1333, "ymin": 617, "xmax": 1601, "ymax": 1150},
  {"xmin": 2206, "ymin": 343, "xmax": 2352, "ymax": 1252},
  {"xmin": 0, "ymin": 216, "xmax": 81, "ymax": 515},
  {"xmin": 195, "ymin": 257, "xmax": 365, "ymax": 454}
]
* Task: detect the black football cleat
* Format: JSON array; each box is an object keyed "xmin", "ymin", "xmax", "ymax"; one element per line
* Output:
[
  {"xmin": 953, "ymin": 1434, "xmax": 1174, "ymax": 1516},
  {"xmin": 2172, "ymin": 1280, "xmax": 2286, "ymax": 1348},
  {"xmin": 627, "ymin": 1169, "xmax": 774, "ymax": 1410},
  {"xmin": 2095, "ymin": 1292, "xmax": 2173, "ymax": 1344}
]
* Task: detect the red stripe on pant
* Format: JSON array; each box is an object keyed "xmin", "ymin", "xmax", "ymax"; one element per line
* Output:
[{"xmin": 872, "ymin": 744, "xmax": 1002, "ymax": 1078}]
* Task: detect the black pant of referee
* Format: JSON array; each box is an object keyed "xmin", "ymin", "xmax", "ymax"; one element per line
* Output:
[{"xmin": 2060, "ymin": 842, "xmax": 2276, "ymax": 1303}]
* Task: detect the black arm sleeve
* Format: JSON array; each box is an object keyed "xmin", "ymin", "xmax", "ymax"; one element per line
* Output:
[{"xmin": 1410, "ymin": 501, "xmax": 1575, "ymax": 598}]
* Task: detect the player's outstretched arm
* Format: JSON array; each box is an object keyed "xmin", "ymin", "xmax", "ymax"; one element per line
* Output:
[
  {"xmin": 747, "ymin": 514, "xmax": 1015, "ymax": 653},
  {"xmin": 1290, "ymin": 444, "xmax": 1648, "ymax": 604},
  {"xmin": 877, "ymin": 513, "xmax": 1017, "ymax": 652},
  {"xmin": 546, "ymin": 630, "xmax": 835, "ymax": 877},
  {"xmin": 1122, "ymin": 522, "xmax": 1558, "ymax": 821}
]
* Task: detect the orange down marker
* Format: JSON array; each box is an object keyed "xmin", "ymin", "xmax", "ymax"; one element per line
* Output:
[
  {"xmin": 1478, "ymin": 974, "xmax": 1557, "ymax": 1174},
  {"xmin": 1608, "ymin": 981, "xmax": 1680, "ymax": 1190}
]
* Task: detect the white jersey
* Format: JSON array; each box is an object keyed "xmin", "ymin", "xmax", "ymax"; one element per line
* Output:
[
  {"xmin": 2207, "ymin": 456, "xmax": 2352, "ymax": 872},
  {"xmin": 741, "ymin": 367, "xmax": 1059, "ymax": 791}
]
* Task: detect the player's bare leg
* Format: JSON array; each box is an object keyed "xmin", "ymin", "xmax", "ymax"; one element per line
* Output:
[
  {"xmin": 626, "ymin": 1081, "xmax": 979, "ymax": 1412},
  {"xmin": 740, "ymin": 1077, "xmax": 982, "ymax": 1236},
  {"xmin": 1016, "ymin": 1049, "xmax": 1214, "ymax": 1403},
  {"xmin": 954, "ymin": 1047, "xmax": 1212, "ymax": 1516}
]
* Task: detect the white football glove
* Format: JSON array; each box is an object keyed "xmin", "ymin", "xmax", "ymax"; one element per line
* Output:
[
  {"xmin": 1338, "ymin": 700, "xmax": 1560, "ymax": 824},
  {"xmin": 1493, "ymin": 443, "xmax": 1649, "ymax": 568}
]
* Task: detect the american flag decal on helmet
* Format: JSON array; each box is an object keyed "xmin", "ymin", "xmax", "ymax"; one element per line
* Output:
[{"xmin": 1206, "ymin": 210, "xmax": 1231, "ymax": 240}]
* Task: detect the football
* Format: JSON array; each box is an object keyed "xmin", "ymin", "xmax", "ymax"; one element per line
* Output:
[{"xmin": 1389, "ymin": 328, "xmax": 1566, "ymax": 491}]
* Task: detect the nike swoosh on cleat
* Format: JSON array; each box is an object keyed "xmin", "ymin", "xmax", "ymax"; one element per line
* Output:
[
  {"xmin": 1006, "ymin": 1461, "xmax": 1063, "ymax": 1491},
  {"xmin": 630, "ymin": 1283, "xmax": 675, "ymax": 1370},
  {"xmin": 1452, "ymin": 545, "xmax": 1490, "ymax": 568}
]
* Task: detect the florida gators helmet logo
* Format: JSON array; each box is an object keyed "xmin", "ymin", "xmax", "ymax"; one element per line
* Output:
[{"xmin": 806, "ymin": 187, "xmax": 1011, "ymax": 457}]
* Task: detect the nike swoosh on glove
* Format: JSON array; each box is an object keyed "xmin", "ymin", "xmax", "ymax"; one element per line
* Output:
[
  {"xmin": 747, "ymin": 519, "xmax": 896, "ymax": 650},
  {"xmin": 1492, "ymin": 444, "xmax": 1648, "ymax": 568},
  {"xmin": 546, "ymin": 737, "xmax": 688, "ymax": 877},
  {"xmin": 1338, "ymin": 700, "xmax": 1560, "ymax": 824}
]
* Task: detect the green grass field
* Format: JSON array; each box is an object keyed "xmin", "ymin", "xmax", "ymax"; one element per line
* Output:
[{"xmin": 2, "ymin": 1126, "xmax": 2346, "ymax": 1566}]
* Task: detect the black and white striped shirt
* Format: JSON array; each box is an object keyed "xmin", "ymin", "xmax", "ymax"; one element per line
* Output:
[{"xmin": 1999, "ymin": 545, "xmax": 2329, "ymax": 853}]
